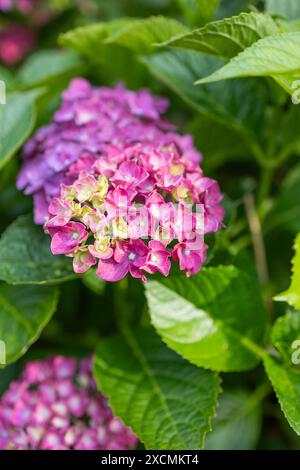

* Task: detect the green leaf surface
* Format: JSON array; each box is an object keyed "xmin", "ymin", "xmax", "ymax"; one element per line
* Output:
[
  {"xmin": 141, "ymin": 49, "xmax": 266, "ymax": 137},
  {"xmin": 264, "ymin": 355, "xmax": 300, "ymax": 435},
  {"xmin": 197, "ymin": 32, "xmax": 300, "ymax": 93},
  {"xmin": 161, "ymin": 12, "xmax": 278, "ymax": 59},
  {"xmin": 105, "ymin": 16, "xmax": 188, "ymax": 54},
  {"xmin": 94, "ymin": 326, "xmax": 220, "ymax": 450},
  {"xmin": 17, "ymin": 50, "xmax": 83, "ymax": 87},
  {"xmin": 60, "ymin": 16, "xmax": 187, "ymax": 56},
  {"xmin": 0, "ymin": 90, "xmax": 40, "ymax": 170},
  {"xmin": 275, "ymin": 234, "xmax": 300, "ymax": 309},
  {"xmin": 0, "ymin": 214, "xmax": 75, "ymax": 285},
  {"xmin": 145, "ymin": 266, "xmax": 268, "ymax": 372},
  {"xmin": 205, "ymin": 388, "xmax": 263, "ymax": 449},
  {"xmin": 0, "ymin": 283, "xmax": 58, "ymax": 364},
  {"xmin": 266, "ymin": 0, "xmax": 300, "ymax": 20},
  {"xmin": 271, "ymin": 311, "xmax": 300, "ymax": 363}
]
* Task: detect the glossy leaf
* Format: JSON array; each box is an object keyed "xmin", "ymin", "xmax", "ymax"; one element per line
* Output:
[
  {"xmin": 0, "ymin": 90, "xmax": 40, "ymax": 171},
  {"xmin": 94, "ymin": 327, "xmax": 220, "ymax": 450},
  {"xmin": 145, "ymin": 266, "xmax": 268, "ymax": 372},
  {"xmin": 161, "ymin": 12, "xmax": 278, "ymax": 59},
  {"xmin": 0, "ymin": 283, "xmax": 58, "ymax": 364}
]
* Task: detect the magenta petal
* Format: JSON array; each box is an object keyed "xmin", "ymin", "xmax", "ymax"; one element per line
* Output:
[{"xmin": 96, "ymin": 258, "xmax": 129, "ymax": 282}]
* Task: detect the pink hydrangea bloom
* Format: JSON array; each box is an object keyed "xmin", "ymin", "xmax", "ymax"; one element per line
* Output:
[
  {"xmin": 0, "ymin": 356, "xmax": 137, "ymax": 450},
  {"xmin": 45, "ymin": 142, "xmax": 224, "ymax": 281},
  {"xmin": 17, "ymin": 78, "xmax": 202, "ymax": 224},
  {"xmin": 0, "ymin": 24, "xmax": 36, "ymax": 65}
]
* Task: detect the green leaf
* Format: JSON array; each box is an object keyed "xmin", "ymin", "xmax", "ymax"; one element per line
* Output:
[
  {"xmin": 161, "ymin": 12, "xmax": 278, "ymax": 59},
  {"xmin": 105, "ymin": 16, "xmax": 188, "ymax": 54},
  {"xmin": 59, "ymin": 18, "xmax": 135, "ymax": 58},
  {"xmin": 0, "ymin": 65, "xmax": 16, "ymax": 90},
  {"xmin": 60, "ymin": 16, "xmax": 187, "ymax": 56},
  {"xmin": 0, "ymin": 90, "xmax": 40, "ymax": 171},
  {"xmin": 196, "ymin": 32, "xmax": 300, "ymax": 93},
  {"xmin": 94, "ymin": 326, "xmax": 220, "ymax": 450},
  {"xmin": 0, "ymin": 283, "xmax": 58, "ymax": 364},
  {"xmin": 59, "ymin": 19, "xmax": 148, "ymax": 87},
  {"xmin": 275, "ymin": 234, "xmax": 300, "ymax": 309},
  {"xmin": 17, "ymin": 50, "xmax": 83, "ymax": 87},
  {"xmin": 271, "ymin": 311, "xmax": 300, "ymax": 363},
  {"xmin": 0, "ymin": 214, "xmax": 75, "ymax": 285},
  {"xmin": 264, "ymin": 355, "xmax": 300, "ymax": 435},
  {"xmin": 141, "ymin": 50, "xmax": 266, "ymax": 137},
  {"xmin": 145, "ymin": 266, "xmax": 268, "ymax": 372},
  {"xmin": 205, "ymin": 388, "xmax": 263, "ymax": 449},
  {"xmin": 264, "ymin": 310, "xmax": 300, "ymax": 435},
  {"xmin": 266, "ymin": 0, "xmax": 300, "ymax": 20}
]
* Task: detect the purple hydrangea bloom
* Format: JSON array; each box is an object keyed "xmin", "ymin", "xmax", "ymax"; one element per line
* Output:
[
  {"xmin": 17, "ymin": 78, "xmax": 202, "ymax": 224},
  {"xmin": 0, "ymin": 356, "xmax": 137, "ymax": 450}
]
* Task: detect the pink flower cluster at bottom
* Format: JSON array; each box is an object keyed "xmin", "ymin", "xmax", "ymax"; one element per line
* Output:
[{"xmin": 0, "ymin": 356, "xmax": 137, "ymax": 450}]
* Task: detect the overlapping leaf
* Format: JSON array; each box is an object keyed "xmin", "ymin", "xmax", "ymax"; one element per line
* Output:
[
  {"xmin": 145, "ymin": 266, "xmax": 268, "ymax": 372},
  {"xmin": 160, "ymin": 12, "xmax": 278, "ymax": 58},
  {"xmin": 94, "ymin": 327, "xmax": 220, "ymax": 449},
  {"xmin": 0, "ymin": 283, "xmax": 58, "ymax": 364},
  {"xmin": 197, "ymin": 32, "xmax": 300, "ymax": 94},
  {"xmin": 0, "ymin": 90, "xmax": 40, "ymax": 170}
]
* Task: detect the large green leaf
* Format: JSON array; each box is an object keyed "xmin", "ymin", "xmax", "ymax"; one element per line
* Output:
[
  {"xmin": 0, "ymin": 90, "xmax": 39, "ymax": 171},
  {"xmin": 94, "ymin": 327, "xmax": 220, "ymax": 450},
  {"xmin": 177, "ymin": 0, "xmax": 220, "ymax": 26},
  {"xmin": 271, "ymin": 311, "xmax": 300, "ymax": 363},
  {"xmin": 60, "ymin": 16, "xmax": 187, "ymax": 56},
  {"xmin": 264, "ymin": 355, "xmax": 300, "ymax": 435},
  {"xmin": 0, "ymin": 214, "xmax": 75, "ymax": 285},
  {"xmin": 142, "ymin": 50, "xmax": 266, "ymax": 138},
  {"xmin": 263, "ymin": 311, "xmax": 300, "ymax": 435},
  {"xmin": 275, "ymin": 234, "xmax": 300, "ymax": 309},
  {"xmin": 0, "ymin": 283, "xmax": 58, "ymax": 364},
  {"xmin": 197, "ymin": 32, "xmax": 300, "ymax": 93},
  {"xmin": 17, "ymin": 50, "xmax": 83, "ymax": 87},
  {"xmin": 266, "ymin": 0, "xmax": 300, "ymax": 20},
  {"xmin": 205, "ymin": 388, "xmax": 263, "ymax": 449},
  {"xmin": 161, "ymin": 12, "xmax": 278, "ymax": 58},
  {"xmin": 145, "ymin": 266, "xmax": 268, "ymax": 372},
  {"xmin": 105, "ymin": 16, "xmax": 188, "ymax": 54},
  {"xmin": 59, "ymin": 19, "xmax": 148, "ymax": 87}
]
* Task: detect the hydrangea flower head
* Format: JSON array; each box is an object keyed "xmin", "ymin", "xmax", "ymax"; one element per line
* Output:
[
  {"xmin": 17, "ymin": 78, "xmax": 202, "ymax": 224},
  {"xmin": 0, "ymin": 356, "xmax": 137, "ymax": 450},
  {"xmin": 45, "ymin": 143, "xmax": 224, "ymax": 281}
]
